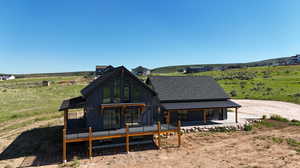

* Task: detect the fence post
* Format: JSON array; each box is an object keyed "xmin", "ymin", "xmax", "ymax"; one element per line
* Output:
[
  {"xmin": 88, "ymin": 127, "xmax": 92, "ymax": 159},
  {"xmin": 63, "ymin": 128, "xmax": 67, "ymax": 163},
  {"xmin": 125, "ymin": 124, "xmax": 129, "ymax": 153},
  {"xmin": 157, "ymin": 121, "xmax": 161, "ymax": 149},
  {"xmin": 177, "ymin": 120, "xmax": 181, "ymax": 147}
]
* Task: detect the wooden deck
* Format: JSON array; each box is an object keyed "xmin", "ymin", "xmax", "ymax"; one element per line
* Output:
[{"xmin": 62, "ymin": 121, "xmax": 181, "ymax": 163}]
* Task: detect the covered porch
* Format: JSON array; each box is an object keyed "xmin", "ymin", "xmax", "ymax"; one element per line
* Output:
[{"xmin": 162, "ymin": 100, "xmax": 241, "ymax": 125}]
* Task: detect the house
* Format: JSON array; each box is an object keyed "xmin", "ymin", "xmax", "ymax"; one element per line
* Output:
[
  {"xmin": 183, "ymin": 66, "xmax": 213, "ymax": 74},
  {"xmin": 146, "ymin": 76, "xmax": 241, "ymax": 124},
  {"xmin": 59, "ymin": 66, "xmax": 240, "ymax": 162},
  {"xmin": 0, "ymin": 75, "xmax": 15, "ymax": 80},
  {"xmin": 288, "ymin": 55, "xmax": 300, "ymax": 65},
  {"xmin": 59, "ymin": 66, "xmax": 179, "ymax": 162},
  {"xmin": 131, "ymin": 66, "xmax": 151, "ymax": 76},
  {"xmin": 95, "ymin": 65, "xmax": 114, "ymax": 76}
]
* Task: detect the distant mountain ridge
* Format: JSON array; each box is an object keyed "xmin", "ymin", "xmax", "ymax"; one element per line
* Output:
[
  {"xmin": 2, "ymin": 54, "xmax": 300, "ymax": 77},
  {"xmin": 151, "ymin": 54, "xmax": 300, "ymax": 73},
  {"xmin": 3, "ymin": 71, "xmax": 94, "ymax": 78}
]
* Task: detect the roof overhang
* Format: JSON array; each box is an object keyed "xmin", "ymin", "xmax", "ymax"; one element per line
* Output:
[
  {"xmin": 161, "ymin": 100, "xmax": 241, "ymax": 111},
  {"xmin": 100, "ymin": 103, "xmax": 146, "ymax": 109},
  {"xmin": 59, "ymin": 96, "xmax": 86, "ymax": 111}
]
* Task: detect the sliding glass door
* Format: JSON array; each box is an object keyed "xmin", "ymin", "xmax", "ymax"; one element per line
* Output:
[{"xmin": 103, "ymin": 108, "xmax": 121, "ymax": 130}]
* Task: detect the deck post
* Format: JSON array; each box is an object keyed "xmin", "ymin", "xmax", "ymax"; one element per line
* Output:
[
  {"xmin": 125, "ymin": 124, "xmax": 129, "ymax": 153},
  {"xmin": 64, "ymin": 109, "xmax": 68, "ymax": 129},
  {"xmin": 88, "ymin": 127, "xmax": 92, "ymax": 159},
  {"xmin": 177, "ymin": 120, "xmax": 181, "ymax": 147},
  {"xmin": 157, "ymin": 121, "xmax": 161, "ymax": 149},
  {"xmin": 235, "ymin": 108, "xmax": 238, "ymax": 123},
  {"xmin": 63, "ymin": 128, "xmax": 67, "ymax": 163}
]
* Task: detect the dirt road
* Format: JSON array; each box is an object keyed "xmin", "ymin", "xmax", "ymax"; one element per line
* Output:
[{"xmin": 234, "ymin": 99, "xmax": 300, "ymax": 121}]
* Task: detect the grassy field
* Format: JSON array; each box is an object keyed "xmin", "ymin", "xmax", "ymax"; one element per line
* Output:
[
  {"xmin": 0, "ymin": 76, "xmax": 88, "ymax": 124},
  {"xmin": 152, "ymin": 65, "xmax": 300, "ymax": 104},
  {"xmin": 1, "ymin": 64, "xmax": 300, "ymax": 127}
]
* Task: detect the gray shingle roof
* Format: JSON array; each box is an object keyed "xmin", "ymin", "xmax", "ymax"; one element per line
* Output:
[
  {"xmin": 161, "ymin": 100, "xmax": 240, "ymax": 110},
  {"xmin": 148, "ymin": 76, "xmax": 229, "ymax": 102}
]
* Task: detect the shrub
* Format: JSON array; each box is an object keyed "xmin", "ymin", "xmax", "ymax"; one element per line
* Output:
[
  {"xmin": 244, "ymin": 124, "xmax": 253, "ymax": 131},
  {"xmin": 270, "ymin": 115, "xmax": 289, "ymax": 122},
  {"xmin": 289, "ymin": 119, "xmax": 300, "ymax": 126},
  {"xmin": 230, "ymin": 90, "xmax": 237, "ymax": 97},
  {"xmin": 293, "ymin": 93, "xmax": 300, "ymax": 97},
  {"xmin": 272, "ymin": 137, "xmax": 284, "ymax": 144},
  {"xmin": 286, "ymin": 138, "xmax": 300, "ymax": 147},
  {"xmin": 262, "ymin": 115, "xmax": 267, "ymax": 119},
  {"xmin": 266, "ymin": 87, "xmax": 273, "ymax": 92}
]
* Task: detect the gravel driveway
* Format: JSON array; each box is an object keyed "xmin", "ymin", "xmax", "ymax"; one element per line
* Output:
[{"xmin": 233, "ymin": 99, "xmax": 300, "ymax": 121}]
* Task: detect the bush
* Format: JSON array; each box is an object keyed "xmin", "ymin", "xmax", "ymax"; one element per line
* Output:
[
  {"xmin": 230, "ymin": 90, "xmax": 237, "ymax": 97},
  {"xmin": 262, "ymin": 115, "xmax": 267, "ymax": 119},
  {"xmin": 293, "ymin": 93, "xmax": 300, "ymax": 97},
  {"xmin": 270, "ymin": 115, "xmax": 289, "ymax": 122},
  {"xmin": 266, "ymin": 87, "xmax": 273, "ymax": 92},
  {"xmin": 289, "ymin": 119, "xmax": 300, "ymax": 126},
  {"xmin": 244, "ymin": 124, "xmax": 253, "ymax": 131}
]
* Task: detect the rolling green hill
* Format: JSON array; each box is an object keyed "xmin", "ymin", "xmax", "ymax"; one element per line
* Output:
[{"xmin": 151, "ymin": 56, "xmax": 295, "ymax": 73}]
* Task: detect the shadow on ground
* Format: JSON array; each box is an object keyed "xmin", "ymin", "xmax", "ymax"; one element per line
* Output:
[
  {"xmin": 0, "ymin": 126, "xmax": 63, "ymax": 167},
  {"xmin": 0, "ymin": 126, "xmax": 160, "ymax": 167}
]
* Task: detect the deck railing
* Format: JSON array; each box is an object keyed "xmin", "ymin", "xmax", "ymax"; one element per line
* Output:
[{"xmin": 62, "ymin": 120, "xmax": 181, "ymax": 163}]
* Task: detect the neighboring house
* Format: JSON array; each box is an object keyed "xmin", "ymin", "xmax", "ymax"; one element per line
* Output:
[
  {"xmin": 132, "ymin": 66, "xmax": 151, "ymax": 76},
  {"xmin": 0, "ymin": 75, "xmax": 15, "ymax": 80},
  {"xmin": 288, "ymin": 55, "xmax": 300, "ymax": 65},
  {"xmin": 59, "ymin": 66, "xmax": 240, "ymax": 162},
  {"xmin": 95, "ymin": 65, "xmax": 114, "ymax": 76},
  {"xmin": 183, "ymin": 66, "xmax": 213, "ymax": 74},
  {"xmin": 146, "ymin": 76, "xmax": 240, "ymax": 124}
]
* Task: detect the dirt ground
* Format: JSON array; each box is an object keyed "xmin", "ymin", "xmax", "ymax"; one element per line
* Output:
[
  {"xmin": 57, "ymin": 124, "xmax": 300, "ymax": 168},
  {"xmin": 2, "ymin": 121, "xmax": 297, "ymax": 168}
]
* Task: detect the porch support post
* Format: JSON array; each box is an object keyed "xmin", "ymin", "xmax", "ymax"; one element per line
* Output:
[
  {"xmin": 64, "ymin": 109, "xmax": 68, "ymax": 129},
  {"xmin": 63, "ymin": 128, "xmax": 67, "ymax": 163},
  {"xmin": 157, "ymin": 121, "xmax": 161, "ymax": 149},
  {"xmin": 88, "ymin": 127, "xmax": 92, "ymax": 159},
  {"xmin": 203, "ymin": 111, "xmax": 207, "ymax": 124},
  {"xmin": 125, "ymin": 124, "xmax": 129, "ymax": 153},
  {"xmin": 167, "ymin": 111, "xmax": 170, "ymax": 124},
  {"xmin": 235, "ymin": 107, "xmax": 238, "ymax": 123},
  {"xmin": 177, "ymin": 120, "xmax": 181, "ymax": 147}
]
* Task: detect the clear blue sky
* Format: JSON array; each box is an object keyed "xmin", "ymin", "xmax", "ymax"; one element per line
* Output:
[{"xmin": 1, "ymin": 0, "xmax": 299, "ymax": 74}]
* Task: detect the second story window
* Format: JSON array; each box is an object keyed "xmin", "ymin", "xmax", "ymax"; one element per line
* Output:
[
  {"xmin": 103, "ymin": 85, "xmax": 111, "ymax": 104},
  {"xmin": 113, "ymin": 78, "xmax": 121, "ymax": 103}
]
